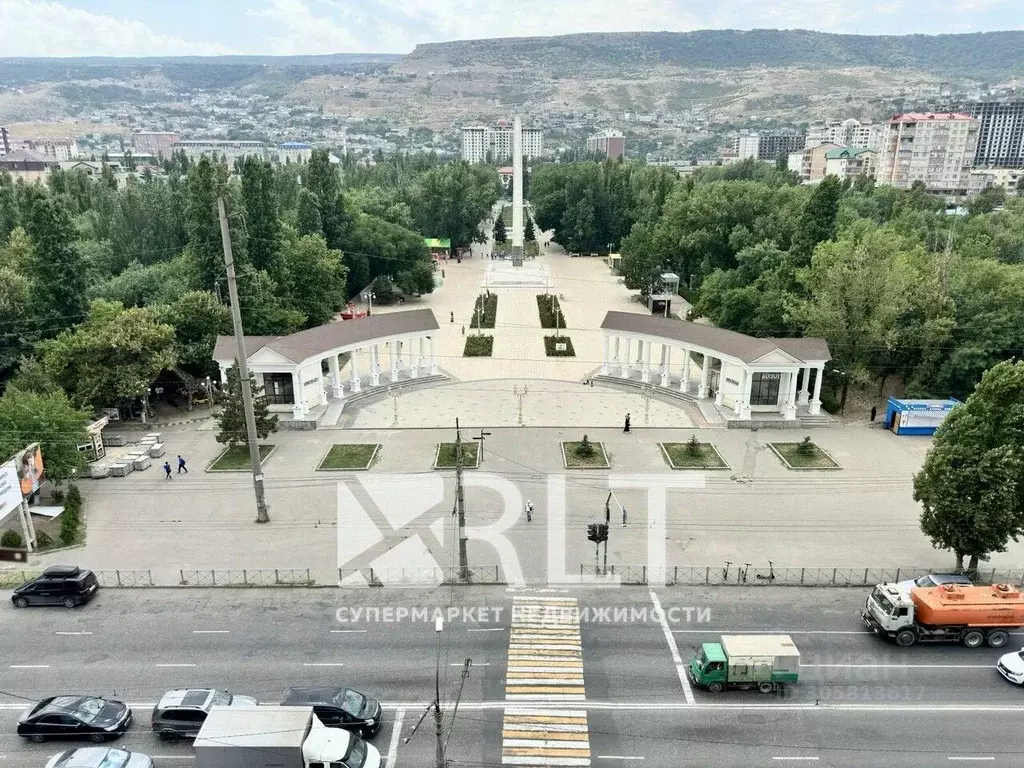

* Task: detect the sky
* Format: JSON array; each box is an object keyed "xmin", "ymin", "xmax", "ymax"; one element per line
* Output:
[{"xmin": 0, "ymin": 0, "xmax": 1021, "ymax": 57}]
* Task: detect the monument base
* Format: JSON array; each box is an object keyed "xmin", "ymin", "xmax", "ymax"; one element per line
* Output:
[{"xmin": 511, "ymin": 245, "xmax": 524, "ymax": 267}]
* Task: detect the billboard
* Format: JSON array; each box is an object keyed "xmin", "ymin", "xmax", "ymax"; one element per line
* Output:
[
  {"xmin": 13, "ymin": 444, "xmax": 44, "ymax": 502},
  {"xmin": 0, "ymin": 461, "xmax": 22, "ymax": 521}
]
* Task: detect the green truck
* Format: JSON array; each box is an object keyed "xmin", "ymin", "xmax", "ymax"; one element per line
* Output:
[{"xmin": 688, "ymin": 634, "xmax": 800, "ymax": 693}]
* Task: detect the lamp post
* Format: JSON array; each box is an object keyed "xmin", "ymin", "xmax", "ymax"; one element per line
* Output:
[
  {"xmin": 361, "ymin": 290, "xmax": 375, "ymax": 317},
  {"xmin": 473, "ymin": 430, "xmax": 491, "ymax": 463}
]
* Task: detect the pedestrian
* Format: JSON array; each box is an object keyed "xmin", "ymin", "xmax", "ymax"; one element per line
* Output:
[
  {"xmin": 624, "ymin": 413, "xmax": 631, "ymax": 433},
  {"xmin": 442, "ymin": 269, "xmax": 445, "ymax": 278},
  {"xmin": 525, "ymin": 500, "xmax": 534, "ymax": 522},
  {"xmin": 870, "ymin": 406, "xmax": 877, "ymax": 422},
  {"xmin": 461, "ymin": 325, "xmax": 465, "ymax": 336},
  {"xmin": 450, "ymin": 311, "xmax": 454, "ymax": 323},
  {"xmin": 177, "ymin": 454, "xmax": 188, "ymax": 474},
  {"xmin": 163, "ymin": 461, "xmax": 172, "ymax": 479},
  {"xmin": 622, "ymin": 506, "xmax": 627, "ymax": 528}
]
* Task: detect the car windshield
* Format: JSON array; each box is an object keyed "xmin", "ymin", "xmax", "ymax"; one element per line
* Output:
[
  {"xmin": 96, "ymin": 749, "xmax": 131, "ymax": 768},
  {"xmin": 334, "ymin": 690, "xmax": 364, "ymax": 717},
  {"xmin": 914, "ymin": 576, "xmax": 936, "ymax": 587},
  {"xmin": 212, "ymin": 692, "xmax": 232, "ymax": 706},
  {"xmin": 344, "ymin": 737, "xmax": 368, "ymax": 768},
  {"xmin": 71, "ymin": 698, "xmax": 106, "ymax": 723},
  {"xmin": 871, "ymin": 587, "xmax": 895, "ymax": 615}
]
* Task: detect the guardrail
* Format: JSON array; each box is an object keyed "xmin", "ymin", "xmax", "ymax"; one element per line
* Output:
[
  {"xmin": 581, "ymin": 565, "xmax": 1024, "ymax": 587},
  {"xmin": 338, "ymin": 566, "xmax": 503, "ymax": 587},
  {"xmin": 0, "ymin": 569, "xmax": 315, "ymax": 588}
]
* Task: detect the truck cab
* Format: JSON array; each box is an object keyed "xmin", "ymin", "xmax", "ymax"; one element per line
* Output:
[
  {"xmin": 689, "ymin": 643, "xmax": 728, "ymax": 692},
  {"xmin": 864, "ymin": 583, "xmax": 915, "ymax": 634}
]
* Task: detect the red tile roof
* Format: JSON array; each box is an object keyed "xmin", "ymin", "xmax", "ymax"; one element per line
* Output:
[{"xmin": 888, "ymin": 112, "xmax": 974, "ymax": 123}]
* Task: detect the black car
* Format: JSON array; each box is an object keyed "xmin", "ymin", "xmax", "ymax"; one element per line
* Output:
[
  {"xmin": 12, "ymin": 566, "xmax": 99, "ymax": 608},
  {"xmin": 281, "ymin": 687, "xmax": 381, "ymax": 738},
  {"xmin": 18, "ymin": 696, "xmax": 132, "ymax": 743}
]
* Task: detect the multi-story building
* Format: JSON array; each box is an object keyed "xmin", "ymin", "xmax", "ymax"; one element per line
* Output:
[
  {"xmin": 787, "ymin": 143, "xmax": 842, "ymax": 182},
  {"xmin": 824, "ymin": 147, "xmax": 877, "ymax": 181},
  {"xmin": 587, "ymin": 130, "xmax": 625, "ymax": 159},
  {"xmin": 277, "ymin": 142, "xmax": 312, "ymax": 164},
  {"xmin": 131, "ymin": 131, "xmax": 179, "ymax": 158},
  {"xmin": 461, "ymin": 121, "xmax": 543, "ymax": 163},
  {"xmin": 962, "ymin": 100, "xmax": 1024, "ymax": 169},
  {"xmin": 0, "ymin": 127, "xmax": 10, "ymax": 157},
  {"xmin": 734, "ymin": 132, "xmax": 806, "ymax": 162},
  {"xmin": 21, "ymin": 138, "xmax": 78, "ymax": 161},
  {"xmin": 806, "ymin": 119, "xmax": 884, "ymax": 152},
  {"xmin": 173, "ymin": 139, "xmax": 270, "ymax": 163},
  {"xmin": 0, "ymin": 149, "xmax": 57, "ymax": 183},
  {"xmin": 734, "ymin": 133, "xmax": 760, "ymax": 159},
  {"xmin": 968, "ymin": 167, "xmax": 1021, "ymax": 195},
  {"xmin": 877, "ymin": 113, "xmax": 980, "ymax": 195}
]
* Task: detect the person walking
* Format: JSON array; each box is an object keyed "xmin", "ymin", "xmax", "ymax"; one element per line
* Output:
[
  {"xmin": 525, "ymin": 500, "xmax": 534, "ymax": 522},
  {"xmin": 163, "ymin": 461, "xmax": 172, "ymax": 479},
  {"xmin": 624, "ymin": 413, "xmax": 631, "ymax": 433},
  {"xmin": 450, "ymin": 311, "xmax": 454, "ymax": 323},
  {"xmin": 177, "ymin": 454, "xmax": 188, "ymax": 474},
  {"xmin": 622, "ymin": 506, "xmax": 627, "ymax": 528}
]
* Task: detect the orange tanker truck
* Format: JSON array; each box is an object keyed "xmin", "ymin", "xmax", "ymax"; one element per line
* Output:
[{"xmin": 861, "ymin": 582, "xmax": 1024, "ymax": 648}]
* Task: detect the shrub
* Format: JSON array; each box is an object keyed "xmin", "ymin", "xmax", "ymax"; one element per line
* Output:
[
  {"xmin": 59, "ymin": 507, "xmax": 80, "ymax": 546},
  {"xmin": 797, "ymin": 436, "xmax": 815, "ymax": 454},
  {"xmin": 536, "ymin": 294, "xmax": 567, "ymax": 329},
  {"xmin": 36, "ymin": 531, "xmax": 54, "ymax": 548},
  {"xmin": 65, "ymin": 484, "xmax": 83, "ymax": 509},
  {"xmin": 464, "ymin": 335, "xmax": 494, "ymax": 357},
  {"xmin": 469, "ymin": 293, "xmax": 498, "ymax": 329},
  {"xmin": 544, "ymin": 336, "xmax": 575, "ymax": 356},
  {"xmin": 1, "ymin": 530, "xmax": 24, "ymax": 548},
  {"xmin": 51, "ymin": 489, "xmax": 65, "ymax": 504},
  {"xmin": 685, "ymin": 435, "xmax": 701, "ymax": 455},
  {"xmin": 576, "ymin": 435, "xmax": 595, "ymax": 457}
]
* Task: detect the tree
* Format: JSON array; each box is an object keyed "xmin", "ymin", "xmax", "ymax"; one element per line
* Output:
[
  {"xmin": 307, "ymin": 150, "xmax": 347, "ymax": 249},
  {"xmin": 493, "ymin": 216, "xmax": 507, "ymax": 244},
  {"xmin": 39, "ymin": 299, "xmax": 177, "ymax": 412},
  {"xmin": 280, "ymin": 234, "xmax": 349, "ymax": 326},
  {"xmin": 296, "ymin": 188, "xmax": 323, "ymax": 237},
  {"xmin": 967, "ymin": 185, "xmax": 1007, "ymax": 216},
  {"xmin": 183, "ymin": 157, "xmax": 240, "ymax": 292},
  {"xmin": 0, "ymin": 170, "xmax": 18, "ymax": 242},
  {"xmin": 913, "ymin": 360, "xmax": 1024, "ymax": 573},
  {"xmin": 410, "ymin": 162, "xmax": 501, "ymax": 249},
  {"xmin": 241, "ymin": 157, "xmax": 283, "ymax": 276},
  {"xmin": 0, "ymin": 386, "xmax": 91, "ymax": 483},
  {"xmin": 524, "ymin": 215, "xmax": 536, "ymax": 242},
  {"xmin": 150, "ymin": 290, "xmax": 231, "ymax": 374},
  {"xmin": 6, "ymin": 356, "xmax": 58, "ymax": 395},
  {"xmin": 395, "ymin": 259, "xmax": 436, "ymax": 296},
  {"xmin": 791, "ymin": 174, "xmax": 844, "ymax": 264},
  {"xmin": 22, "ymin": 193, "xmax": 89, "ymax": 338},
  {"xmin": 216, "ymin": 365, "xmax": 278, "ymax": 447}
]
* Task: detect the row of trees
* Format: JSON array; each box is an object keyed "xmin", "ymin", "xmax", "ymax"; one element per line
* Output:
[{"xmin": 534, "ymin": 158, "xmax": 1024, "ymax": 409}]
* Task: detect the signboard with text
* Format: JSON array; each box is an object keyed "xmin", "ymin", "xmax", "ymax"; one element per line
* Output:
[{"xmin": 0, "ymin": 461, "xmax": 22, "ymax": 522}]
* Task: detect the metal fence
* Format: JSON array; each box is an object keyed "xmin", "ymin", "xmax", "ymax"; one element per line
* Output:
[
  {"xmin": 338, "ymin": 566, "xmax": 504, "ymax": 587},
  {"xmin": 176, "ymin": 569, "xmax": 314, "ymax": 587},
  {"xmin": 581, "ymin": 565, "xmax": 1024, "ymax": 587}
]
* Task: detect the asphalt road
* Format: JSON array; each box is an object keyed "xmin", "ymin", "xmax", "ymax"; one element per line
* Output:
[{"xmin": 1, "ymin": 586, "xmax": 1022, "ymax": 767}]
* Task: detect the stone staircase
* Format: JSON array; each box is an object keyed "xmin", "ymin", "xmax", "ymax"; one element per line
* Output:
[{"xmin": 590, "ymin": 374, "xmax": 698, "ymax": 406}]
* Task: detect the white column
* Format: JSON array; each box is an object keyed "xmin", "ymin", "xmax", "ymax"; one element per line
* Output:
[
  {"xmin": 349, "ymin": 350, "xmax": 361, "ymax": 393},
  {"xmin": 601, "ymin": 334, "xmax": 611, "ymax": 375},
  {"xmin": 809, "ymin": 365, "xmax": 824, "ymax": 415},
  {"xmin": 680, "ymin": 349, "xmax": 691, "ymax": 393},
  {"xmin": 410, "ymin": 337, "xmax": 420, "ymax": 378},
  {"xmin": 641, "ymin": 340, "xmax": 651, "ymax": 384},
  {"xmin": 429, "ymin": 336, "xmax": 439, "ymax": 375},
  {"xmin": 370, "ymin": 345, "xmax": 380, "ymax": 387},
  {"xmin": 659, "ymin": 344, "xmax": 670, "ymax": 388},
  {"xmin": 328, "ymin": 354, "xmax": 343, "ymax": 398},
  {"xmin": 798, "ymin": 366, "xmax": 811, "ymax": 405},
  {"xmin": 734, "ymin": 369, "xmax": 746, "ymax": 416},
  {"xmin": 739, "ymin": 369, "xmax": 753, "ymax": 420},
  {"xmin": 291, "ymin": 370, "xmax": 304, "ymax": 417},
  {"xmin": 619, "ymin": 337, "xmax": 630, "ymax": 378},
  {"xmin": 389, "ymin": 341, "xmax": 399, "ymax": 382},
  {"xmin": 697, "ymin": 354, "xmax": 710, "ymax": 399},
  {"xmin": 784, "ymin": 369, "xmax": 799, "ymax": 420}
]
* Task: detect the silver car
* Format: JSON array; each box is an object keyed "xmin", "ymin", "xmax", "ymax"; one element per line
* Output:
[
  {"xmin": 895, "ymin": 573, "xmax": 973, "ymax": 594},
  {"xmin": 45, "ymin": 748, "xmax": 153, "ymax": 768},
  {"xmin": 151, "ymin": 689, "xmax": 258, "ymax": 741}
]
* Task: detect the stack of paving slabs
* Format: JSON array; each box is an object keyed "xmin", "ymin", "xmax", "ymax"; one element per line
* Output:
[{"xmin": 502, "ymin": 592, "xmax": 591, "ymax": 766}]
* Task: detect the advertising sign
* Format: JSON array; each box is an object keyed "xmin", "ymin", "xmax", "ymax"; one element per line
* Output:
[
  {"xmin": 0, "ymin": 461, "xmax": 22, "ymax": 521},
  {"xmin": 13, "ymin": 444, "xmax": 44, "ymax": 502}
]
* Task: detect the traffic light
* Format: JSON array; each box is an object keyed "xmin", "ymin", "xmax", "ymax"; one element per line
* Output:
[
  {"xmin": 597, "ymin": 523, "xmax": 608, "ymax": 542},
  {"xmin": 587, "ymin": 524, "xmax": 599, "ymax": 542},
  {"xmin": 587, "ymin": 523, "xmax": 609, "ymax": 543}
]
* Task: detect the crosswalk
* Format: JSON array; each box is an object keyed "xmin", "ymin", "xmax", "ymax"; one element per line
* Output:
[{"xmin": 502, "ymin": 593, "xmax": 592, "ymax": 766}]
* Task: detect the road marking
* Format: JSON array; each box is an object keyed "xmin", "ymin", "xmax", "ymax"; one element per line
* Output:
[
  {"xmin": 303, "ymin": 663, "xmax": 345, "ymax": 667},
  {"xmin": 54, "ymin": 631, "xmax": 92, "ymax": 636},
  {"xmin": 330, "ymin": 630, "xmax": 367, "ymax": 634},
  {"xmin": 192, "ymin": 630, "xmax": 229, "ymax": 634},
  {"xmin": 385, "ymin": 707, "xmax": 404, "ymax": 768},
  {"xmin": 650, "ymin": 589, "xmax": 694, "ymax": 706},
  {"xmin": 147, "ymin": 758, "xmax": 195, "ymax": 761},
  {"xmin": 452, "ymin": 662, "xmax": 490, "ymax": 666},
  {"xmin": 803, "ymin": 664, "xmax": 992, "ymax": 669},
  {"xmin": 468, "ymin": 627, "xmax": 506, "ymax": 632},
  {"xmin": 155, "ymin": 664, "xmax": 196, "ymax": 668},
  {"xmin": 772, "ymin": 759, "xmax": 819, "ymax": 762},
  {"xmin": 9, "ymin": 665, "xmax": 49, "ymax": 669},
  {"xmin": 672, "ymin": 630, "xmax": 866, "ymax": 635},
  {"xmin": 597, "ymin": 757, "xmax": 644, "ymax": 761},
  {"xmin": 948, "ymin": 759, "xmax": 995, "ymax": 762}
]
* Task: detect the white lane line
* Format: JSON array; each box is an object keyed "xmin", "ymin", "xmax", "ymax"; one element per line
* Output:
[
  {"xmin": 772, "ymin": 758, "xmax": 819, "ymax": 762},
  {"xmin": 155, "ymin": 664, "xmax": 196, "ymax": 668},
  {"xmin": 385, "ymin": 707, "xmax": 404, "ymax": 768},
  {"xmin": 9, "ymin": 665, "xmax": 49, "ymax": 669},
  {"xmin": 451, "ymin": 662, "xmax": 490, "ymax": 666},
  {"xmin": 330, "ymin": 630, "xmax": 368, "ymax": 634},
  {"xmin": 467, "ymin": 627, "xmax": 506, "ymax": 632},
  {"xmin": 192, "ymin": 630, "xmax": 229, "ymax": 634},
  {"xmin": 303, "ymin": 663, "xmax": 345, "ymax": 667},
  {"xmin": 804, "ymin": 664, "xmax": 992, "ymax": 669},
  {"xmin": 54, "ymin": 631, "xmax": 93, "ymax": 636},
  {"xmin": 948, "ymin": 759, "xmax": 995, "ymax": 762},
  {"xmin": 649, "ymin": 589, "xmax": 694, "ymax": 705},
  {"xmin": 597, "ymin": 757, "xmax": 645, "ymax": 761},
  {"xmin": 672, "ymin": 630, "xmax": 865, "ymax": 635},
  {"xmin": 148, "ymin": 758, "xmax": 196, "ymax": 761}
]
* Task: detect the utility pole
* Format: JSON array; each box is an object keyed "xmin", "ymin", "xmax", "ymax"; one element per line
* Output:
[
  {"xmin": 604, "ymin": 493, "xmax": 611, "ymax": 576},
  {"xmin": 218, "ymin": 197, "xmax": 269, "ymax": 524},
  {"xmin": 473, "ymin": 430, "xmax": 491, "ymax": 463},
  {"xmin": 444, "ymin": 660, "xmax": 472, "ymax": 755},
  {"xmin": 434, "ymin": 616, "xmax": 445, "ymax": 768},
  {"xmin": 454, "ymin": 419, "xmax": 469, "ymax": 580}
]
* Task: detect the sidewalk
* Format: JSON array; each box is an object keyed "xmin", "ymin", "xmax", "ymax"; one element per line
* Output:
[{"xmin": 27, "ymin": 424, "xmax": 1022, "ymax": 581}]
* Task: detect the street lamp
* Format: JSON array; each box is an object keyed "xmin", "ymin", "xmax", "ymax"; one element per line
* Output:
[
  {"xmin": 473, "ymin": 430, "xmax": 492, "ymax": 463},
  {"xmin": 361, "ymin": 291, "xmax": 375, "ymax": 316}
]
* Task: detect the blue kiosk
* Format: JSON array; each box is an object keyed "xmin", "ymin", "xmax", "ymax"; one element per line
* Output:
[{"xmin": 884, "ymin": 397, "xmax": 960, "ymax": 436}]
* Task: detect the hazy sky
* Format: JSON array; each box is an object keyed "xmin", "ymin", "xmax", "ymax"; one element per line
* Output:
[{"xmin": 1, "ymin": 0, "xmax": 1021, "ymax": 57}]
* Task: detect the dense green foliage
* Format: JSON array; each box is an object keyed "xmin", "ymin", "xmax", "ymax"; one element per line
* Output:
[{"xmin": 538, "ymin": 158, "xmax": 1024, "ymax": 406}]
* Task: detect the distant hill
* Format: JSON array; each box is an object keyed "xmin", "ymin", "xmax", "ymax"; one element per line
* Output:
[{"xmin": 404, "ymin": 29, "xmax": 1024, "ymax": 80}]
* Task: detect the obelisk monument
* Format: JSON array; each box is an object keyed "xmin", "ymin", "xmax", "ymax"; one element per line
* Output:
[{"xmin": 511, "ymin": 116, "xmax": 524, "ymax": 266}]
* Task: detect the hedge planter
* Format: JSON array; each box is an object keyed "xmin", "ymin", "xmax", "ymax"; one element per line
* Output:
[
  {"xmin": 317, "ymin": 444, "xmax": 380, "ymax": 471},
  {"xmin": 561, "ymin": 440, "xmax": 611, "ymax": 469},
  {"xmin": 208, "ymin": 444, "xmax": 277, "ymax": 472},
  {"xmin": 768, "ymin": 440, "xmax": 841, "ymax": 470},
  {"xmin": 536, "ymin": 294, "xmax": 567, "ymax": 329},
  {"xmin": 660, "ymin": 442, "xmax": 729, "ymax": 470},
  {"xmin": 434, "ymin": 442, "xmax": 480, "ymax": 469},
  {"xmin": 544, "ymin": 336, "xmax": 575, "ymax": 357},
  {"xmin": 469, "ymin": 293, "xmax": 497, "ymax": 329},
  {"xmin": 464, "ymin": 335, "xmax": 494, "ymax": 357}
]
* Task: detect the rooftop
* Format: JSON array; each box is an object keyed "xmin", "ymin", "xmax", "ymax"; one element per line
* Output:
[
  {"xmin": 0, "ymin": 148, "xmax": 56, "ymax": 165},
  {"xmin": 889, "ymin": 112, "xmax": 975, "ymax": 122},
  {"xmin": 825, "ymin": 147, "xmax": 873, "ymax": 159}
]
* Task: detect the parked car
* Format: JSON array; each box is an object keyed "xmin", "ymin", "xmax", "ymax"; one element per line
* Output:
[
  {"xmin": 997, "ymin": 648, "xmax": 1024, "ymax": 684},
  {"xmin": 281, "ymin": 687, "xmax": 382, "ymax": 738},
  {"xmin": 895, "ymin": 573, "xmax": 972, "ymax": 594},
  {"xmin": 151, "ymin": 689, "xmax": 259, "ymax": 740},
  {"xmin": 11, "ymin": 566, "xmax": 99, "ymax": 609},
  {"xmin": 45, "ymin": 747, "xmax": 153, "ymax": 768},
  {"xmin": 18, "ymin": 696, "xmax": 131, "ymax": 743}
]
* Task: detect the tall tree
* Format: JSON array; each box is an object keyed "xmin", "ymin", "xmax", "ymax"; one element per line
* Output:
[
  {"xmin": 22, "ymin": 192, "xmax": 89, "ymax": 338},
  {"xmin": 216, "ymin": 366, "xmax": 278, "ymax": 447},
  {"xmin": 307, "ymin": 150, "xmax": 347, "ymax": 249},
  {"xmin": 0, "ymin": 170, "xmax": 18, "ymax": 241},
  {"xmin": 493, "ymin": 216, "xmax": 507, "ymax": 244},
  {"xmin": 0, "ymin": 386, "xmax": 91, "ymax": 483},
  {"xmin": 791, "ymin": 174, "xmax": 844, "ymax": 264},
  {"xmin": 183, "ymin": 157, "xmax": 243, "ymax": 292},
  {"xmin": 913, "ymin": 360, "xmax": 1024, "ymax": 572},
  {"xmin": 296, "ymin": 188, "xmax": 323, "ymax": 238},
  {"xmin": 150, "ymin": 290, "xmax": 231, "ymax": 374},
  {"xmin": 241, "ymin": 157, "xmax": 282, "ymax": 276},
  {"xmin": 280, "ymin": 234, "xmax": 349, "ymax": 326},
  {"xmin": 410, "ymin": 162, "xmax": 501, "ymax": 249},
  {"xmin": 524, "ymin": 215, "xmax": 536, "ymax": 242}
]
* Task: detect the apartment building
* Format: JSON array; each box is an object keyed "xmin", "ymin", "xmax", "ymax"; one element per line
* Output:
[
  {"xmin": 173, "ymin": 139, "xmax": 270, "ymax": 163},
  {"xmin": 806, "ymin": 119, "xmax": 884, "ymax": 152},
  {"xmin": 968, "ymin": 167, "xmax": 1021, "ymax": 195},
  {"xmin": 877, "ymin": 113, "xmax": 980, "ymax": 195},
  {"xmin": 277, "ymin": 142, "xmax": 312, "ymax": 164},
  {"xmin": 787, "ymin": 143, "xmax": 842, "ymax": 182},
  {"xmin": 21, "ymin": 138, "xmax": 79, "ymax": 161},
  {"xmin": 461, "ymin": 122, "xmax": 543, "ymax": 163},
  {"xmin": 734, "ymin": 132, "xmax": 806, "ymax": 162},
  {"xmin": 962, "ymin": 100, "xmax": 1024, "ymax": 169},
  {"xmin": 824, "ymin": 147, "xmax": 877, "ymax": 181},
  {"xmin": 734, "ymin": 133, "xmax": 760, "ymax": 159},
  {"xmin": 587, "ymin": 130, "xmax": 625, "ymax": 159},
  {"xmin": 0, "ymin": 127, "xmax": 10, "ymax": 156},
  {"xmin": 131, "ymin": 131, "xmax": 179, "ymax": 158}
]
